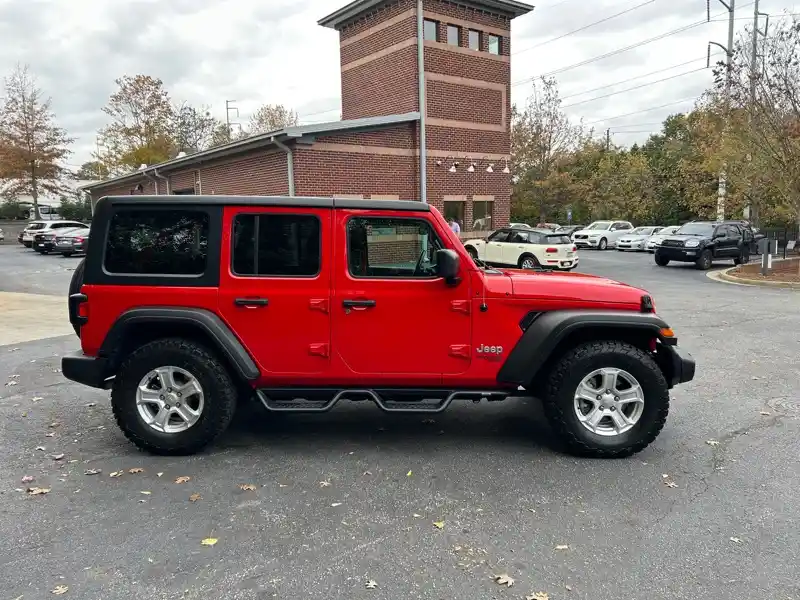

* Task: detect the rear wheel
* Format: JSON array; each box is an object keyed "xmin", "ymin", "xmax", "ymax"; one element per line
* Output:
[
  {"xmin": 62, "ymin": 251, "xmax": 74, "ymax": 258},
  {"xmin": 519, "ymin": 254, "xmax": 540, "ymax": 270},
  {"xmin": 733, "ymin": 250, "xmax": 749, "ymax": 265},
  {"xmin": 654, "ymin": 254, "xmax": 669, "ymax": 266},
  {"xmin": 695, "ymin": 249, "xmax": 713, "ymax": 270},
  {"xmin": 111, "ymin": 338, "xmax": 238, "ymax": 455},
  {"xmin": 542, "ymin": 341, "xmax": 669, "ymax": 458}
]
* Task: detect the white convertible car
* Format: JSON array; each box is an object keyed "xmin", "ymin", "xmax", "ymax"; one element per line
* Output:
[{"xmin": 464, "ymin": 227, "xmax": 579, "ymax": 271}]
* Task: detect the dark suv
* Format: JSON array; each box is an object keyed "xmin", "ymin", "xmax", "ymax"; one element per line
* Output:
[
  {"xmin": 655, "ymin": 221, "xmax": 751, "ymax": 270},
  {"xmin": 62, "ymin": 195, "xmax": 694, "ymax": 458}
]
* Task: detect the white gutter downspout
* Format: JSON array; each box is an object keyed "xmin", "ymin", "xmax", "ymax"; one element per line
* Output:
[
  {"xmin": 142, "ymin": 170, "xmax": 159, "ymax": 194},
  {"xmin": 416, "ymin": 0, "xmax": 427, "ymax": 204},
  {"xmin": 272, "ymin": 137, "xmax": 295, "ymax": 196},
  {"xmin": 152, "ymin": 168, "xmax": 170, "ymax": 194}
]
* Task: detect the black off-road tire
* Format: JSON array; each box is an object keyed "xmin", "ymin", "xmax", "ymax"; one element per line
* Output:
[
  {"xmin": 62, "ymin": 251, "xmax": 74, "ymax": 258},
  {"xmin": 654, "ymin": 254, "xmax": 669, "ymax": 267},
  {"xmin": 695, "ymin": 249, "xmax": 713, "ymax": 270},
  {"xmin": 68, "ymin": 258, "xmax": 86, "ymax": 337},
  {"xmin": 111, "ymin": 338, "xmax": 238, "ymax": 455},
  {"xmin": 541, "ymin": 341, "xmax": 670, "ymax": 458},
  {"xmin": 733, "ymin": 251, "xmax": 749, "ymax": 265}
]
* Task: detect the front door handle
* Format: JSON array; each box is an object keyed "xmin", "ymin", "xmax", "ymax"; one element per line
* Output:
[
  {"xmin": 342, "ymin": 299, "xmax": 376, "ymax": 308},
  {"xmin": 234, "ymin": 297, "xmax": 269, "ymax": 307}
]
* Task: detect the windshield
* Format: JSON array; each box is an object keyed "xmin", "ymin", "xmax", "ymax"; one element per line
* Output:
[
  {"xmin": 630, "ymin": 227, "xmax": 655, "ymax": 235},
  {"xmin": 657, "ymin": 226, "xmax": 679, "ymax": 236},
  {"xmin": 585, "ymin": 221, "xmax": 611, "ymax": 231},
  {"xmin": 676, "ymin": 223, "xmax": 715, "ymax": 236}
]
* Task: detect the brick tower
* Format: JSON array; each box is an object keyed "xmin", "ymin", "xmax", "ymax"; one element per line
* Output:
[{"xmin": 320, "ymin": 0, "xmax": 533, "ymax": 234}]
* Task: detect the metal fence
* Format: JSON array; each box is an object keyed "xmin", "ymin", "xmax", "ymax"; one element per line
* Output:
[{"xmin": 757, "ymin": 227, "xmax": 799, "ymax": 259}]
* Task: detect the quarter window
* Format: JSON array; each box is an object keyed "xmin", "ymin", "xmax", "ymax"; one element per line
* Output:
[
  {"xmin": 104, "ymin": 209, "xmax": 209, "ymax": 275},
  {"xmin": 447, "ymin": 24, "xmax": 459, "ymax": 45},
  {"xmin": 488, "ymin": 34, "xmax": 501, "ymax": 54},
  {"xmin": 232, "ymin": 213, "xmax": 321, "ymax": 277},
  {"xmin": 347, "ymin": 217, "xmax": 443, "ymax": 278},
  {"xmin": 468, "ymin": 29, "xmax": 480, "ymax": 50},
  {"xmin": 423, "ymin": 19, "xmax": 438, "ymax": 41}
]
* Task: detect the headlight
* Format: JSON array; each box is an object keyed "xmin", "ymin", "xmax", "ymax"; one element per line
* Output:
[
  {"xmin": 685, "ymin": 239, "xmax": 700, "ymax": 248},
  {"xmin": 588, "ymin": 234, "xmax": 600, "ymax": 238}
]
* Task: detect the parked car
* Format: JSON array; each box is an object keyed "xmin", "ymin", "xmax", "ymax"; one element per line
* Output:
[
  {"xmin": 0, "ymin": 227, "xmax": 4, "ymax": 242},
  {"xmin": 536, "ymin": 222, "xmax": 560, "ymax": 231},
  {"xmin": 509, "ymin": 222, "xmax": 533, "ymax": 229},
  {"xmin": 63, "ymin": 194, "xmax": 694, "ymax": 458},
  {"xmin": 54, "ymin": 227, "xmax": 91, "ymax": 257},
  {"xmin": 646, "ymin": 225, "xmax": 681, "ymax": 252},
  {"xmin": 572, "ymin": 220, "xmax": 634, "ymax": 250},
  {"xmin": 22, "ymin": 220, "xmax": 87, "ymax": 248},
  {"xmin": 616, "ymin": 226, "xmax": 664, "ymax": 252},
  {"xmin": 464, "ymin": 227, "xmax": 579, "ymax": 271},
  {"xmin": 655, "ymin": 220, "xmax": 751, "ymax": 270}
]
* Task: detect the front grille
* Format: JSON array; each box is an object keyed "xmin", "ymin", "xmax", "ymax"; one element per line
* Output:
[
  {"xmin": 661, "ymin": 239, "xmax": 684, "ymax": 248},
  {"xmin": 574, "ymin": 234, "xmax": 587, "ymax": 239}
]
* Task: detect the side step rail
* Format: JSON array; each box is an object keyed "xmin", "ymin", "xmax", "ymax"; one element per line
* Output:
[{"xmin": 256, "ymin": 389, "xmax": 509, "ymax": 414}]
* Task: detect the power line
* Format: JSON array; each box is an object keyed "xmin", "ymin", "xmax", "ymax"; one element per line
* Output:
[
  {"xmin": 561, "ymin": 66, "xmax": 709, "ymax": 109},
  {"xmin": 584, "ymin": 96, "xmax": 699, "ymax": 126},
  {"xmin": 511, "ymin": 2, "xmax": 756, "ymax": 87},
  {"xmin": 512, "ymin": 0, "xmax": 656, "ymax": 56}
]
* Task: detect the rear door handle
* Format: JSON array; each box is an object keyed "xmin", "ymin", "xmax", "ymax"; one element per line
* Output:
[
  {"xmin": 234, "ymin": 297, "xmax": 269, "ymax": 307},
  {"xmin": 342, "ymin": 299, "xmax": 376, "ymax": 308}
]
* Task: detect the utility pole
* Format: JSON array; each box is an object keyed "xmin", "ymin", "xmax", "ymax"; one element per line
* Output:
[
  {"xmin": 746, "ymin": 0, "xmax": 769, "ymax": 225},
  {"xmin": 606, "ymin": 128, "xmax": 611, "ymax": 151},
  {"xmin": 708, "ymin": 0, "xmax": 735, "ymax": 222},
  {"xmin": 225, "ymin": 100, "xmax": 239, "ymax": 141}
]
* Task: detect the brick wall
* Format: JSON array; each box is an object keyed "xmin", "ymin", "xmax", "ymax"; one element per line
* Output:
[{"xmin": 342, "ymin": 44, "xmax": 418, "ymax": 120}]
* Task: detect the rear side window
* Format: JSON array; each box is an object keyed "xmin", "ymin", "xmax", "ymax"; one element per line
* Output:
[
  {"xmin": 104, "ymin": 209, "xmax": 209, "ymax": 275},
  {"xmin": 232, "ymin": 213, "xmax": 321, "ymax": 277}
]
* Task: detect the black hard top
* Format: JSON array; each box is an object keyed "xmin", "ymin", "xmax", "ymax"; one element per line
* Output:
[{"xmin": 98, "ymin": 195, "xmax": 431, "ymax": 213}]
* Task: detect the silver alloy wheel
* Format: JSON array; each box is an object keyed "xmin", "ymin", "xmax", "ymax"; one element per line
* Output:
[
  {"xmin": 136, "ymin": 366, "xmax": 205, "ymax": 434},
  {"xmin": 521, "ymin": 257, "xmax": 536, "ymax": 269},
  {"xmin": 573, "ymin": 367, "xmax": 645, "ymax": 437}
]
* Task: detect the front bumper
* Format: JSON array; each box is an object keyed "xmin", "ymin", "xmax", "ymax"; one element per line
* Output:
[
  {"xmin": 617, "ymin": 241, "xmax": 645, "ymax": 250},
  {"xmin": 62, "ymin": 352, "xmax": 112, "ymax": 389},
  {"xmin": 657, "ymin": 344, "xmax": 696, "ymax": 388},
  {"xmin": 656, "ymin": 247, "xmax": 702, "ymax": 262},
  {"xmin": 574, "ymin": 238, "xmax": 601, "ymax": 248}
]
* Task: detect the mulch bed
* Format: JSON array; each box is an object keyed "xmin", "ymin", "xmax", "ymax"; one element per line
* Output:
[{"xmin": 728, "ymin": 257, "xmax": 800, "ymax": 283}]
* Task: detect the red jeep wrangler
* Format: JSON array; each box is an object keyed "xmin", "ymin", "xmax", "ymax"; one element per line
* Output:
[{"xmin": 63, "ymin": 195, "xmax": 695, "ymax": 458}]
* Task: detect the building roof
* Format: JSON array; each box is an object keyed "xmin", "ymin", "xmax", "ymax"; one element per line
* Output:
[
  {"xmin": 81, "ymin": 112, "xmax": 420, "ymax": 193},
  {"xmin": 319, "ymin": 0, "xmax": 535, "ymax": 29}
]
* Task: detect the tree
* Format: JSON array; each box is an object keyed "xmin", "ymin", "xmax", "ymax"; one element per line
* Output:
[
  {"xmin": 0, "ymin": 64, "xmax": 74, "ymax": 219},
  {"xmin": 245, "ymin": 104, "xmax": 299, "ymax": 136},
  {"xmin": 170, "ymin": 102, "xmax": 221, "ymax": 153},
  {"xmin": 59, "ymin": 191, "xmax": 92, "ymax": 221},
  {"xmin": 75, "ymin": 160, "xmax": 109, "ymax": 180},
  {"xmin": 96, "ymin": 75, "xmax": 175, "ymax": 175}
]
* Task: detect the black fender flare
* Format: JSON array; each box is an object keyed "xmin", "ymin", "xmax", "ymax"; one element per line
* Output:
[
  {"xmin": 99, "ymin": 307, "xmax": 259, "ymax": 381},
  {"xmin": 496, "ymin": 310, "xmax": 673, "ymax": 387}
]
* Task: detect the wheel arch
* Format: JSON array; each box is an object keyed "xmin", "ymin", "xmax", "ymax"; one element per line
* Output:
[
  {"xmin": 99, "ymin": 307, "xmax": 260, "ymax": 384},
  {"xmin": 497, "ymin": 310, "xmax": 674, "ymax": 391}
]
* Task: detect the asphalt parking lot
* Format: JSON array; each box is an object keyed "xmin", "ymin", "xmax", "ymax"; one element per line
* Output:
[{"xmin": 1, "ymin": 241, "xmax": 799, "ymax": 600}]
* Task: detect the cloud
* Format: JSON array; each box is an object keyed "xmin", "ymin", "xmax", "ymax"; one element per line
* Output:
[{"xmin": 0, "ymin": 0, "xmax": 793, "ymax": 164}]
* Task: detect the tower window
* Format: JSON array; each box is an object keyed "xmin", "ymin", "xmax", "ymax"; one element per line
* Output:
[
  {"xmin": 423, "ymin": 19, "xmax": 438, "ymax": 41},
  {"xmin": 488, "ymin": 34, "xmax": 501, "ymax": 55},
  {"xmin": 447, "ymin": 24, "xmax": 459, "ymax": 46},
  {"xmin": 468, "ymin": 29, "xmax": 480, "ymax": 50}
]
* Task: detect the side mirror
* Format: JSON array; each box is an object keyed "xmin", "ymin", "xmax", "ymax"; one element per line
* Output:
[{"xmin": 435, "ymin": 249, "xmax": 461, "ymax": 284}]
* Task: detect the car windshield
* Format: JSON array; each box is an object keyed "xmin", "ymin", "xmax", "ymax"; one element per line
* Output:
[
  {"xmin": 677, "ymin": 223, "xmax": 715, "ymax": 236},
  {"xmin": 585, "ymin": 221, "xmax": 611, "ymax": 230},
  {"xmin": 630, "ymin": 227, "xmax": 655, "ymax": 235},
  {"xmin": 657, "ymin": 227, "xmax": 679, "ymax": 236}
]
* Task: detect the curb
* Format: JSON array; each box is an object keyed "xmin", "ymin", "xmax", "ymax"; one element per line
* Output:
[{"xmin": 710, "ymin": 264, "xmax": 800, "ymax": 289}]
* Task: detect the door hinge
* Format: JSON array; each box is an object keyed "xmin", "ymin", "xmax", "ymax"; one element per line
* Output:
[
  {"xmin": 309, "ymin": 298, "xmax": 329, "ymax": 313},
  {"xmin": 449, "ymin": 344, "xmax": 471, "ymax": 358},
  {"xmin": 451, "ymin": 300, "xmax": 470, "ymax": 314},
  {"xmin": 308, "ymin": 343, "xmax": 330, "ymax": 358}
]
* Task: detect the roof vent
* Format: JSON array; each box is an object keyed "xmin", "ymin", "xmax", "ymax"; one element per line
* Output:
[
  {"xmin": 176, "ymin": 151, "xmax": 187, "ymax": 158},
  {"xmin": 138, "ymin": 163, "xmax": 147, "ymax": 170}
]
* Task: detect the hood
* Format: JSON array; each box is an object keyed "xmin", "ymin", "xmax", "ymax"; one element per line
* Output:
[
  {"xmin": 500, "ymin": 269, "xmax": 647, "ymax": 309},
  {"xmin": 665, "ymin": 234, "xmax": 711, "ymax": 242}
]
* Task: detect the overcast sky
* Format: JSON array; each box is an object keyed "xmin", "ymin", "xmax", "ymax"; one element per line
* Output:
[{"xmin": 0, "ymin": 0, "xmax": 797, "ymax": 167}]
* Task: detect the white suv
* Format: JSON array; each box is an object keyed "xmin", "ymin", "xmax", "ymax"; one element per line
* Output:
[
  {"xmin": 571, "ymin": 220, "xmax": 633, "ymax": 250},
  {"xmin": 21, "ymin": 220, "xmax": 87, "ymax": 248}
]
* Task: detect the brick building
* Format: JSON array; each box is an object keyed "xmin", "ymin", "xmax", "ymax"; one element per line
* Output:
[{"xmin": 83, "ymin": 0, "xmax": 533, "ymax": 234}]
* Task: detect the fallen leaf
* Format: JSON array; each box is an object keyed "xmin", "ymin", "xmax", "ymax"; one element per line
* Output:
[
  {"xmin": 201, "ymin": 537, "xmax": 218, "ymax": 547},
  {"xmin": 729, "ymin": 537, "xmax": 743, "ymax": 544},
  {"xmin": 85, "ymin": 402, "xmax": 96, "ymax": 407},
  {"xmin": 189, "ymin": 493, "xmax": 201, "ymax": 502},
  {"xmin": 661, "ymin": 473, "xmax": 669, "ymax": 478},
  {"xmin": 51, "ymin": 584, "xmax": 69, "ymax": 595},
  {"xmin": 35, "ymin": 446, "xmax": 46, "ymax": 451},
  {"xmin": 45, "ymin": 432, "xmax": 55, "ymax": 437},
  {"xmin": 32, "ymin": 396, "xmax": 43, "ymax": 402},
  {"xmin": 157, "ymin": 472, "xmax": 164, "ymax": 477},
  {"xmin": 52, "ymin": 453, "xmax": 65, "ymax": 461},
  {"xmin": 407, "ymin": 470, "xmax": 412, "ymax": 477},
  {"xmin": 27, "ymin": 487, "xmax": 50, "ymax": 495},
  {"xmin": 751, "ymin": 376, "xmax": 759, "ymax": 380},
  {"xmin": 174, "ymin": 476, "xmax": 191, "ymax": 484},
  {"xmin": 555, "ymin": 544, "xmax": 569, "ymax": 550},
  {"xmin": 413, "ymin": 513, "xmax": 423, "ymax": 518},
  {"xmin": 362, "ymin": 471, "xmax": 372, "ymax": 476},
  {"xmin": 49, "ymin": 422, "xmax": 60, "ymax": 428},
  {"xmin": 239, "ymin": 484, "xmax": 256, "ymax": 491},
  {"xmin": 5, "ymin": 381, "xmax": 18, "ymax": 387},
  {"xmin": 140, "ymin": 491, "xmax": 151, "ymax": 495},
  {"xmin": 128, "ymin": 468, "xmax": 144, "ymax": 474},
  {"xmin": 760, "ymin": 411, "xmax": 771, "ymax": 416},
  {"xmin": 705, "ymin": 440, "xmax": 720, "ymax": 446},
  {"xmin": 433, "ymin": 520, "xmax": 444, "ymax": 529},
  {"xmin": 565, "ymin": 584, "xmax": 573, "ymax": 591},
  {"xmin": 21, "ymin": 475, "xmax": 35, "ymax": 483},
  {"xmin": 365, "ymin": 580, "xmax": 378, "ymax": 589},
  {"xmin": 527, "ymin": 593, "xmax": 549, "ymax": 600},
  {"xmin": 109, "ymin": 471, "xmax": 123, "ymax": 478},
  {"xmin": 330, "ymin": 502, "xmax": 342, "ymax": 507},
  {"xmin": 53, "ymin": 368, "xmax": 61, "ymax": 373},
  {"xmin": 279, "ymin": 484, "xmax": 287, "ymax": 488},
  {"xmin": 664, "ymin": 481, "xmax": 678, "ymax": 488},
  {"xmin": 84, "ymin": 469, "xmax": 101, "ymax": 476},
  {"xmin": 493, "ymin": 574, "xmax": 514, "ymax": 587},
  {"xmin": 319, "ymin": 480, "xmax": 331, "ymax": 488},
  {"xmin": 9, "ymin": 374, "xmax": 20, "ymax": 378}
]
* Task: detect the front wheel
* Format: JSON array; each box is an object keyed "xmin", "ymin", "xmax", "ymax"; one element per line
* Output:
[
  {"xmin": 598, "ymin": 238, "xmax": 608, "ymax": 251},
  {"xmin": 542, "ymin": 341, "xmax": 670, "ymax": 458},
  {"xmin": 111, "ymin": 338, "xmax": 238, "ymax": 455},
  {"xmin": 654, "ymin": 254, "xmax": 669, "ymax": 266},
  {"xmin": 465, "ymin": 246, "xmax": 478, "ymax": 262},
  {"xmin": 695, "ymin": 249, "xmax": 713, "ymax": 270},
  {"xmin": 733, "ymin": 251, "xmax": 749, "ymax": 265}
]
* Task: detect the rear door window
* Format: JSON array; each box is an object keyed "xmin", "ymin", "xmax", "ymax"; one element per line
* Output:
[{"xmin": 232, "ymin": 214, "xmax": 321, "ymax": 277}]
